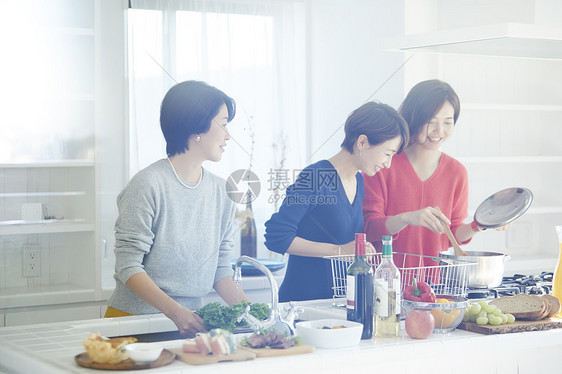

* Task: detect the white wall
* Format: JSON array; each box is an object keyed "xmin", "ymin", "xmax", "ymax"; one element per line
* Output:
[
  {"xmin": 305, "ymin": 0, "xmax": 406, "ymax": 163},
  {"xmin": 401, "ymin": 0, "xmax": 562, "ymax": 273}
]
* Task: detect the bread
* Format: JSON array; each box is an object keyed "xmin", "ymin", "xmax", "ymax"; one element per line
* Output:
[
  {"xmin": 543, "ymin": 294, "xmax": 561, "ymax": 318},
  {"xmin": 82, "ymin": 333, "xmax": 137, "ymax": 364},
  {"xmin": 489, "ymin": 294, "xmax": 547, "ymax": 321}
]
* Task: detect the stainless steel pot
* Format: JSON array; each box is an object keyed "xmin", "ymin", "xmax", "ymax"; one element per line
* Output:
[{"xmin": 440, "ymin": 251, "xmax": 511, "ymax": 288}]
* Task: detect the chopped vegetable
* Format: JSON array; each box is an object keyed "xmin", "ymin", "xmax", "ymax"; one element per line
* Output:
[
  {"xmin": 195, "ymin": 302, "xmax": 270, "ymax": 331},
  {"xmin": 403, "ymin": 279, "xmax": 436, "ymax": 303}
]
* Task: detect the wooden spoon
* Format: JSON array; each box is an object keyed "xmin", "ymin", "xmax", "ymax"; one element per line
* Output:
[
  {"xmin": 435, "ymin": 207, "xmax": 468, "ymax": 256},
  {"xmin": 439, "ymin": 218, "xmax": 469, "ymax": 257}
]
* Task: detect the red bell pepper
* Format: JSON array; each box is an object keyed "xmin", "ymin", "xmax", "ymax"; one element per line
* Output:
[{"xmin": 403, "ymin": 278, "xmax": 436, "ymax": 303}]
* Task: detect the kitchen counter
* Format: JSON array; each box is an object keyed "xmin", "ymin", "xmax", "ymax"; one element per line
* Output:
[{"xmin": 1, "ymin": 299, "xmax": 561, "ymax": 374}]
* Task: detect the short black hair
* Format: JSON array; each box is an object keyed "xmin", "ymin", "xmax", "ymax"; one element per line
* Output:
[
  {"xmin": 160, "ymin": 81, "xmax": 236, "ymax": 156},
  {"xmin": 399, "ymin": 79, "xmax": 460, "ymax": 145},
  {"xmin": 341, "ymin": 102, "xmax": 409, "ymax": 154}
]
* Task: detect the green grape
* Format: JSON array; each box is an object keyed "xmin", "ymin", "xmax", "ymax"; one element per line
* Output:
[
  {"xmin": 463, "ymin": 313, "xmax": 471, "ymax": 322},
  {"xmin": 492, "ymin": 309, "xmax": 502, "ymax": 317},
  {"xmin": 484, "ymin": 304, "xmax": 498, "ymax": 314},
  {"xmin": 488, "ymin": 315, "xmax": 502, "ymax": 325},
  {"xmin": 469, "ymin": 313, "xmax": 479, "ymax": 322},
  {"xmin": 470, "ymin": 303, "xmax": 482, "ymax": 315},
  {"xmin": 506, "ymin": 313, "xmax": 516, "ymax": 323},
  {"xmin": 478, "ymin": 310, "xmax": 488, "ymax": 318},
  {"xmin": 476, "ymin": 316, "xmax": 489, "ymax": 325},
  {"xmin": 478, "ymin": 300, "xmax": 488, "ymax": 309},
  {"xmin": 465, "ymin": 304, "xmax": 472, "ymax": 314},
  {"xmin": 499, "ymin": 314, "xmax": 508, "ymax": 324}
]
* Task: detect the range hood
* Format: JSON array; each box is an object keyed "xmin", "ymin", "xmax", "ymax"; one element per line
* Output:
[{"xmin": 383, "ymin": 23, "xmax": 562, "ymax": 60}]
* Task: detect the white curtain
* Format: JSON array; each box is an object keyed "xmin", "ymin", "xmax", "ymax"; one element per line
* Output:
[{"xmin": 128, "ymin": 0, "xmax": 306, "ymax": 257}]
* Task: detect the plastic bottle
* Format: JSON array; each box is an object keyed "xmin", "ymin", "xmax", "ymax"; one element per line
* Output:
[
  {"xmin": 346, "ymin": 233, "xmax": 374, "ymax": 339},
  {"xmin": 374, "ymin": 235, "xmax": 401, "ymax": 337}
]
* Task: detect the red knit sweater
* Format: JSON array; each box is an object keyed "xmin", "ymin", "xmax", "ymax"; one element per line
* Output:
[{"xmin": 362, "ymin": 152, "xmax": 470, "ymax": 268}]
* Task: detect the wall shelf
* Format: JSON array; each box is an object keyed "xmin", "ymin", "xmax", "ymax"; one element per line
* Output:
[
  {"xmin": 0, "ymin": 220, "xmax": 94, "ymax": 235},
  {"xmin": 0, "ymin": 160, "xmax": 94, "ymax": 168},
  {"xmin": 463, "ymin": 103, "xmax": 562, "ymax": 112},
  {"xmin": 458, "ymin": 156, "xmax": 562, "ymax": 164},
  {"xmin": 0, "ymin": 192, "xmax": 86, "ymax": 198},
  {"xmin": 384, "ymin": 23, "xmax": 562, "ymax": 60}
]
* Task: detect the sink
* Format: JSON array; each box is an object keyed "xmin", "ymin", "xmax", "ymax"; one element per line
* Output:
[
  {"xmin": 280, "ymin": 299, "xmax": 346, "ymax": 321},
  {"xmin": 105, "ymin": 299, "xmax": 347, "ymax": 343}
]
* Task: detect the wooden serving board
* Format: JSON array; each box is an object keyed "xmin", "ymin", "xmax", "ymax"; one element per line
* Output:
[
  {"xmin": 169, "ymin": 347, "xmax": 255, "ymax": 366},
  {"xmin": 458, "ymin": 317, "xmax": 562, "ymax": 335},
  {"xmin": 239, "ymin": 343, "xmax": 315, "ymax": 358},
  {"xmin": 75, "ymin": 349, "xmax": 175, "ymax": 370}
]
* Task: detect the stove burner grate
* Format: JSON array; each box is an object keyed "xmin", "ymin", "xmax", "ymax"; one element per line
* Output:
[{"xmin": 466, "ymin": 272, "xmax": 553, "ymax": 299}]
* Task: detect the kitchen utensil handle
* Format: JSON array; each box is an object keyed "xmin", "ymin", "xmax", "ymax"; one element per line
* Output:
[{"xmin": 440, "ymin": 219, "xmax": 469, "ymax": 257}]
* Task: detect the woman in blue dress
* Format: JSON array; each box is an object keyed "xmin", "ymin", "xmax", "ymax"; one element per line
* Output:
[{"xmin": 264, "ymin": 102, "xmax": 409, "ymax": 302}]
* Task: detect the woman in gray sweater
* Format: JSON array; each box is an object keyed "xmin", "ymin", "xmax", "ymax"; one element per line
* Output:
[{"xmin": 106, "ymin": 81, "xmax": 249, "ymax": 336}]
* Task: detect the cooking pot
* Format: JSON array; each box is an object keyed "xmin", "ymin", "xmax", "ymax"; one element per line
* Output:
[{"xmin": 440, "ymin": 251, "xmax": 511, "ymax": 288}]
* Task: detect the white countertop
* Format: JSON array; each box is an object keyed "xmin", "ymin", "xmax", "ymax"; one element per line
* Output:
[{"xmin": 1, "ymin": 299, "xmax": 562, "ymax": 374}]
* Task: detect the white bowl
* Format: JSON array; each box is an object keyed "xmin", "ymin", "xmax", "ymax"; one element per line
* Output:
[
  {"xmin": 295, "ymin": 319, "xmax": 363, "ymax": 349},
  {"xmin": 125, "ymin": 343, "xmax": 163, "ymax": 364}
]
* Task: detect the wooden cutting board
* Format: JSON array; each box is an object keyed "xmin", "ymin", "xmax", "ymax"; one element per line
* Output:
[
  {"xmin": 169, "ymin": 348, "xmax": 256, "ymax": 366},
  {"xmin": 239, "ymin": 343, "xmax": 315, "ymax": 358},
  {"xmin": 75, "ymin": 349, "xmax": 175, "ymax": 370},
  {"xmin": 458, "ymin": 317, "xmax": 562, "ymax": 335}
]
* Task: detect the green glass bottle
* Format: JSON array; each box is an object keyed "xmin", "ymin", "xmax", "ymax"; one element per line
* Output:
[{"xmin": 346, "ymin": 233, "xmax": 374, "ymax": 339}]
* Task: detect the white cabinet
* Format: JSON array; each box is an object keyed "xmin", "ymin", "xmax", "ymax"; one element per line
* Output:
[
  {"xmin": 0, "ymin": 0, "xmax": 126, "ymax": 321},
  {"xmin": 0, "ymin": 163, "xmax": 97, "ymax": 309}
]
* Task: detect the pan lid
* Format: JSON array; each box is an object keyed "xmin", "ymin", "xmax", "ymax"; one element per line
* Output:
[{"xmin": 474, "ymin": 187, "xmax": 533, "ymax": 229}]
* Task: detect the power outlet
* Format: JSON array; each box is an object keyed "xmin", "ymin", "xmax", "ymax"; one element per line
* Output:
[{"xmin": 23, "ymin": 245, "xmax": 41, "ymax": 277}]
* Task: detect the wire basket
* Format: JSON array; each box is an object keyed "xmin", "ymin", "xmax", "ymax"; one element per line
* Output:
[{"xmin": 326, "ymin": 252, "xmax": 476, "ymax": 302}]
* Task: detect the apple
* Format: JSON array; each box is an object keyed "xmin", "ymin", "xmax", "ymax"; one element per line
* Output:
[{"xmin": 405, "ymin": 310, "xmax": 435, "ymax": 339}]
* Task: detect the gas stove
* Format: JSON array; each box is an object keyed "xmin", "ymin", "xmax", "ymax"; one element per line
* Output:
[{"xmin": 466, "ymin": 272, "xmax": 554, "ymax": 300}]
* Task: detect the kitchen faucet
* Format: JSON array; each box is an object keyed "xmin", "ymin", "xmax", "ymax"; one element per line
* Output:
[{"xmin": 233, "ymin": 256, "xmax": 297, "ymax": 335}]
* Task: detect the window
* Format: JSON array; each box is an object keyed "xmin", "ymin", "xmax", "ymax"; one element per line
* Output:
[{"xmin": 128, "ymin": 0, "xmax": 306, "ymax": 256}]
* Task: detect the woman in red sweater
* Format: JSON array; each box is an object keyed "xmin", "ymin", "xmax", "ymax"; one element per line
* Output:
[{"xmin": 363, "ymin": 80, "xmax": 500, "ymax": 268}]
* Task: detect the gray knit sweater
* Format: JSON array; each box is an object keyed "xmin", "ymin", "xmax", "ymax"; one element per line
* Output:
[{"xmin": 107, "ymin": 159, "xmax": 237, "ymax": 314}]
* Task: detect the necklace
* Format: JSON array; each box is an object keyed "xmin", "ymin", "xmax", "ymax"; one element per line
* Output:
[{"xmin": 167, "ymin": 157, "xmax": 203, "ymax": 189}]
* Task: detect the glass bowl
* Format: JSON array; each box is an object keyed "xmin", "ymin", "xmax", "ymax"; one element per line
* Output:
[{"xmin": 402, "ymin": 295, "xmax": 468, "ymax": 333}]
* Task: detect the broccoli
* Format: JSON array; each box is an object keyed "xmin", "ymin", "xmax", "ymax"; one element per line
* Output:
[{"xmin": 195, "ymin": 301, "xmax": 270, "ymax": 331}]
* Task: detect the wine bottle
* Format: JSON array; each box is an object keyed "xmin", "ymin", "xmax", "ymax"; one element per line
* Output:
[
  {"xmin": 346, "ymin": 233, "xmax": 374, "ymax": 339},
  {"xmin": 240, "ymin": 190, "xmax": 257, "ymax": 258},
  {"xmin": 374, "ymin": 235, "xmax": 400, "ymax": 337}
]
